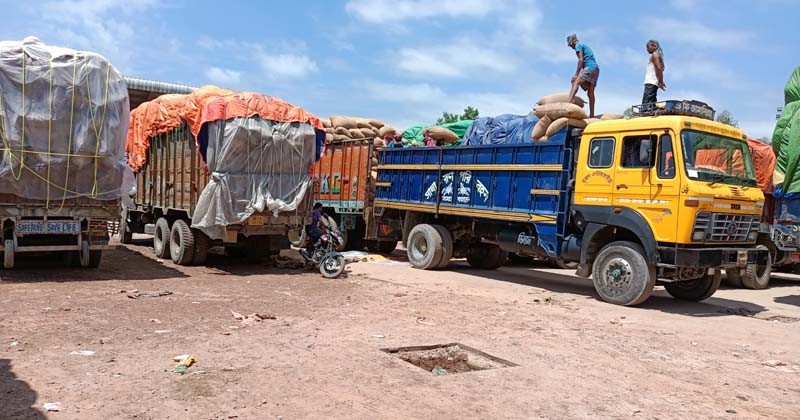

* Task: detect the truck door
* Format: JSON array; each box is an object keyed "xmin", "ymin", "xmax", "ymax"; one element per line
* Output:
[
  {"xmin": 613, "ymin": 131, "xmax": 679, "ymax": 242},
  {"xmin": 573, "ymin": 136, "xmax": 617, "ymax": 207}
]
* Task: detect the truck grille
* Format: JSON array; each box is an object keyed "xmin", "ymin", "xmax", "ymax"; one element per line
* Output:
[{"xmin": 693, "ymin": 212, "xmax": 759, "ymax": 242}]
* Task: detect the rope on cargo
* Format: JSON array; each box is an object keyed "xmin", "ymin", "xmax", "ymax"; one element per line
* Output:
[{"xmin": 0, "ymin": 46, "xmax": 113, "ymax": 213}]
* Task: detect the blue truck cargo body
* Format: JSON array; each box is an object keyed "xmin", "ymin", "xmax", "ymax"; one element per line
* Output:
[{"xmin": 375, "ymin": 130, "xmax": 574, "ymax": 257}]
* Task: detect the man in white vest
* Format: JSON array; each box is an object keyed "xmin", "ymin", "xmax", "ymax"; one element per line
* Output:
[{"xmin": 643, "ymin": 40, "xmax": 666, "ymax": 105}]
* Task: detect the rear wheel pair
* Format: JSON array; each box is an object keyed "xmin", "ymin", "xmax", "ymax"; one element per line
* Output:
[
  {"xmin": 406, "ymin": 224, "xmax": 454, "ymax": 270},
  {"xmin": 725, "ymin": 244, "xmax": 771, "ymax": 290},
  {"xmin": 153, "ymin": 218, "xmax": 208, "ymax": 266}
]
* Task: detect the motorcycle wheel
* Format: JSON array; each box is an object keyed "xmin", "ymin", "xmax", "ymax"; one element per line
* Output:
[{"xmin": 319, "ymin": 252, "xmax": 346, "ymax": 278}]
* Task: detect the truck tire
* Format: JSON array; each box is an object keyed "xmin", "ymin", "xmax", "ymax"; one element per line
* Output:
[
  {"xmin": 192, "ymin": 229, "xmax": 210, "ymax": 265},
  {"xmin": 153, "ymin": 218, "xmax": 171, "ymax": 259},
  {"xmin": 119, "ymin": 208, "xmax": 133, "ymax": 244},
  {"xmin": 4, "ymin": 239, "xmax": 14, "ymax": 269},
  {"xmin": 432, "ymin": 225, "xmax": 453, "ymax": 269},
  {"xmin": 377, "ymin": 240, "xmax": 398, "ymax": 255},
  {"xmin": 86, "ymin": 251, "xmax": 102, "ymax": 268},
  {"xmin": 664, "ymin": 272, "xmax": 721, "ymax": 301},
  {"xmin": 467, "ymin": 244, "xmax": 507, "ymax": 270},
  {"xmin": 592, "ymin": 241, "xmax": 655, "ymax": 306},
  {"xmin": 724, "ymin": 269, "xmax": 744, "ymax": 288},
  {"xmin": 406, "ymin": 224, "xmax": 444, "ymax": 270},
  {"xmin": 740, "ymin": 244, "xmax": 771, "ymax": 290},
  {"xmin": 169, "ymin": 219, "xmax": 195, "ymax": 266}
]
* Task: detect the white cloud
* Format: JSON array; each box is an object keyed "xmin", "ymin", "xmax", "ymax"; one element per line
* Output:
[
  {"xmin": 396, "ymin": 41, "xmax": 517, "ymax": 78},
  {"xmin": 640, "ymin": 18, "xmax": 754, "ymax": 50},
  {"xmin": 345, "ymin": 0, "xmax": 497, "ymax": 23},
  {"xmin": 259, "ymin": 53, "xmax": 318, "ymax": 79},
  {"xmin": 206, "ymin": 67, "xmax": 241, "ymax": 85},
  {"xmin": 364, "ymin": 82, "xmax": 447, "ymax": 103}
]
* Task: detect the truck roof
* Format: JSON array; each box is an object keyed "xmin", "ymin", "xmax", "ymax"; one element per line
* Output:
[{"xmin": 582, "ymin": 115, "xmax": 748, "ymax": 141}]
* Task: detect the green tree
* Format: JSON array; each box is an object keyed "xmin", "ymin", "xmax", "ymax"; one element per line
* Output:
[
  {"xmin": 436, "ymin": 106, "xmax": 480, "ymax": 125},
  {"xmin": 715, "ymin": 110, "xmax": 739, "ymax": 127}
]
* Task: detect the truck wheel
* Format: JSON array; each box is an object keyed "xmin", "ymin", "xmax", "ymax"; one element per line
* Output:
[
  {"xmin": 740, "ymin": 244, "xmax": 771, "ymax": 290},
  {"xmin": 119, "ymin": 208, "xmax": 133, "ymax": 244},
  {"xmin": 377, "ymin": 241, "xmax": 398, "ymax": 255},
  {"xmin": 406, "ymin": 224, "xmax": 443, "ymax": 270},
  {"xmin": 724, "ymin": 269, "xmax": 744, "ymax": 288},
  {"xmin": 192, "ymin": 229, "xmax": 210, "ymax": 265},
  {"xmin": 169, "ymin": 220, "xmax": 195, "ymax": 265},
  {"xmin": 153, "ymin": 218, "xmax": 171, "ymax": 259},
  {"xmin": 4, "ymin": 239, "xmax": 14, "ymax": 269},
  {"xmin": 664, "ymin": 272, "xmax": 721, "ymax": 301},
  {"xmin": 432, "ymin": 225, "xmax": 453, "ymax": 269},
  {"xmin": 592, "ymin": 241, "xmax": 655, "ymax": 306},
  {"xmin": 86, "ymin": 251, "xmax": 102, "ymax": 268},
  {"xmin": 467, "ymin": 244, "xmax": 507, "ymax": 270}
]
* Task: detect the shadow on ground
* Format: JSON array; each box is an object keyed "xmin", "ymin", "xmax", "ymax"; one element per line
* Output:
[
  {"xmin": 442, "ymin": 264, "xmax": 770, "ymax": 318},
  {"xmin": 0, "ymin": 359, "xmax": 45, "ymax": 419},
  {"xmin": 0, "ymin": 247, "xmax": 189, "ymax": 282}
]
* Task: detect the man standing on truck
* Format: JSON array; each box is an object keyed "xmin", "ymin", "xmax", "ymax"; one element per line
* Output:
[
  {"xmin": 567, "ymin": 34, "xmax": 599, "ymax": 118},
  {"xmin": 643, "ymin": 39, "xmax": 666, "ymax": 105}
]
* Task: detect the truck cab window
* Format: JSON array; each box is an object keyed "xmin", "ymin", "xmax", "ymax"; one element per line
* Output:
[
  {"xmin": 621, "ymin": 135, "xmax": 657, "ymax": 168},
  {"xmin": 658, "ymin": 135, "xmax": 675, "ymax": 179},
  {"xmin": 588, "ymin": 137, "xmax": 614, "ymax": 168}
]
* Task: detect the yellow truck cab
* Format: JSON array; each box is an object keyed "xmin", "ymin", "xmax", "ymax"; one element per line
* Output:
[{"xmin": 569, "ymin": 100, "xmax": 768, "ymax": 304}]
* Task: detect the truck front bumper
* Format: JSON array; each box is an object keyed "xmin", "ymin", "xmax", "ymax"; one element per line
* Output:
[{"xmin": 658, "ymin": 246, "xmax": 769, "ymax": 269}]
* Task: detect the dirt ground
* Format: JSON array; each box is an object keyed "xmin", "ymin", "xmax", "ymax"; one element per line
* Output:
[{"xmin": 1, "ymin": 237, "xmax": 799, "ymax": 420}]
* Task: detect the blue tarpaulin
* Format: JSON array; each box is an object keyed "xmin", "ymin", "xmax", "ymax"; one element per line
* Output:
[{"xmin": 463, "ymin": 114, "xmax": 538, "ymax": 145}]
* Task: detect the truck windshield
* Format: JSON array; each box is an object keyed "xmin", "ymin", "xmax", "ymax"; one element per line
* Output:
[{"xmin": 681, "ymin": 130, "xmax": 758, "ymax": 188}]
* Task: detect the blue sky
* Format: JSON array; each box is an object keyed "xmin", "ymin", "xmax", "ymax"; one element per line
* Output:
[{"xmin": 2, "ymin": 0, "xmax": 798, "ymax": 138}]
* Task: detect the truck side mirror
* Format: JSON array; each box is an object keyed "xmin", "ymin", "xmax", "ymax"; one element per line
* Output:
[{"xmin": 640, "ymin": 140, "xmax": 653, "ymax": 166}]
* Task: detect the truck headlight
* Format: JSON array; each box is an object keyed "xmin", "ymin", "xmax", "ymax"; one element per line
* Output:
[{"xmin": 692, "ymin": 231, "xmax": 705, "ymax": 241}]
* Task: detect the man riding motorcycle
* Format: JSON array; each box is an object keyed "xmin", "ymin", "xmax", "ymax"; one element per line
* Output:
[{"xmin": 306, "ymin": 202, "xmax": 325, "ymax": 253}]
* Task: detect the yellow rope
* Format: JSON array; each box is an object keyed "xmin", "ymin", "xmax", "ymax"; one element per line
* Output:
[{"xmin": 0, "ymin": 47, "xmax": 116, "ymax": 212}]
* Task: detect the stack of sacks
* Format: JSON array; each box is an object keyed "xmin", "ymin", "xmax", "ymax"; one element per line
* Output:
[
  {"xmin": 530, "ymin": 93, "xmax": 624, "ymax": 141},
  {"xmin": 322, "ymin": 115, "xmax": 396, "ymax": 147},
  {"xmin": 403, "ymin": 120, "xmax": 473, "ymax": 147}
]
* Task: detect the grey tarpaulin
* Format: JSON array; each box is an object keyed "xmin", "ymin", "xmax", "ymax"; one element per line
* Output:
[
  {"xmin": 191, "ymin": 116, "xmax": 316, "ymax": 240},
  {"xmin": 0, "ymin": 37, "xmax": 132, "ymax": 204}
]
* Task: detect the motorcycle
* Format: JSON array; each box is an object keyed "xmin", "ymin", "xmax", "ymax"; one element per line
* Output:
[{"xmin": 299, "ymin": 214, "xmax": 347, "ymax": 278}]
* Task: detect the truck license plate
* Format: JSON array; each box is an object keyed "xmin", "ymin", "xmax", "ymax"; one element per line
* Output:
[
  {"xmin": 736, "ymin": 250, "xmax": 748, "ymax": 268},
  {"xmin": 15, "ymin": 221, "xmax": 80, "ymax": 235},
  {"xmin": 247, "ymin": 215, "xmax": 265, "ymax": 226}
]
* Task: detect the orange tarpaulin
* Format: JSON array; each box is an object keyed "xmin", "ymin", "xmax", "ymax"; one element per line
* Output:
[
  {"xmin": 748, "ymin": 138, "xmax": 776, "ymax": 193},
  {"xmin": 693, "ymin": 138, "xmax": 775, "ymax": 193},
  {"xmin": 126, "ymin": 85, "xmax": 323, "ymax": 172}
]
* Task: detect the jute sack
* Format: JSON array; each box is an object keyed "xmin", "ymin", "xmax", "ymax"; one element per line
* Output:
[
  {"xmin": 334, "ymin": 134, "xmax": 350, "ymax": 142},
  {"xmin": 349, "ymin": 128, "xmax": 365, "ymax": 139},
  {"xmin": 378, "ymin": 125, "xmax": 396, "ymax": 137},
  {"xmin": 325, "ymin": 133, "xmax": 334, "ymax": 143},
  {"xmin": 536, "ymin": 93, "xmax": 586, "ymax": 108},
  {"xmin": 533, "ymin": 102, "xmax": 587, "ymax": 120},
  {"xmin": 371, "ymin": 157, "xmax": 379, "ymax": 166},
  {"xmin": 423, "ymin": 127, "xmax": 459, "ymax": 144},
  {"xmin": 533, "ymin": 135, "xmax": 548, "ymax": 143},
  {"xmin": 368, "ymin": 119, "xmax": 384, "ymax": 129},
  {"xmin": 334, "ymin": 127, "xmax": 350, "ymax": 136},
  {"xmin": 354, "ymin": 117, "xmax": 372, "ymax": 129},
  {"xmin": 584, "ymin": 118, "xmax": 601, "ymax": 125},
  {"xmin": 330, "ymin": 116, "xmax": 357, "ymax": 129},
  {"xmin": 374, "ymin": 138, "xmax": 386, "ymax": 148},
  {"xmin": 322, "ymin": 118, "xmax": 332, "ymax": 128},
  {"xmin": 360, "ymin": 128, "xmax": 377, "ymax": 138},
  {"xmin": 531, "ymin": 115, "xmax": 552, "ymax": 140},
  {"xmin": 600, "ymin": 113, "xmax": 624, "ymax": 120},
  {"xmin": 546, "ymin": 118, "xmax": 587, "ymax": 137}
]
